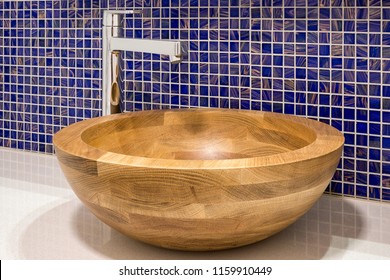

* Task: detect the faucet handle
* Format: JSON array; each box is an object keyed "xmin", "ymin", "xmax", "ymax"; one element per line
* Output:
[{"xmin": 103, "ymin": 10, "xmax": 143, "ymax": 27}]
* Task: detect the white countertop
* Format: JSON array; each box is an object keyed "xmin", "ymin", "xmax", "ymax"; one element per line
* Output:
[{"xmin": 1, "ymin": 147, "xmax": 390, "ymax": 260}]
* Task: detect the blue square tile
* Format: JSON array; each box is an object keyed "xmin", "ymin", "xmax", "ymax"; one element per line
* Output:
[
  {"xmin": 320, "ymin": 8, "xmax": 330, "ymax": 19},
  {"xmin": 331, "ymin": 58, "xmax": 342, "ymax": 69},
  {"xmin": 356, "ymin": 185, "xmax": 368, "ymax": 198},
  {"xmin": 262, "ymin": 67, "xmax": 272, "ymax": 77},
  {"xmin": 262, "ymin": 43, "xmax": 271, "ymax": 53},
  {"xmin": 273, "ymin": 56, "xmax": 283, "ymax": 66},
  {"xmin": 296, "ymin": 68, "xmax": 306, "ymax": 79},
  {"xmin": 344, "ymin": 33, "xmax": 355, "ymax": 44},
  {"xmin": 370, "ymin": 72, "xmax": 381, "ymax": 83},
  {"xmin": 273, "ymin": 43, "xmax": 283, "ymax": 54},
  {"xmin": 284, "ymin": 8, "xmax": 294, "ymax": 18},
  {"xmin": 320, "ymin": 45, "xmax": 330, "ymax": 56},
  {"xmin": 357, "ymin": 72, "xmax": 368, "ymax": 83},
  {"xmin": 356, "ymin": 59, "xmax": 368, "ymax": 70},
  {"xmin": 370, "ymin": 21, "xmax": 381, "ymax": 32},
  {"xmin": 369, "ymin": 47, "xmax": 381, "ymax": 58},
  {"xmin": 384, "ymin": 138, "xmax": 390, "ymax": 149},
  {"xmin": 296, "ymin": 32, "xmax": 306, "ymax": 43}
]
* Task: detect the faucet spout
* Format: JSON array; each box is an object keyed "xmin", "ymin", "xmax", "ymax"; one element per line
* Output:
[
  {"xmin": 170, "ymin": 55, "xmax": 182, "ymax": 64},
  {"xmin": 102, "ymin": 10, "xmax": 183, "ymax": 116},
  {"xmin": 109, "ymin": 38, "xmax": 182, "ymax": 62}
]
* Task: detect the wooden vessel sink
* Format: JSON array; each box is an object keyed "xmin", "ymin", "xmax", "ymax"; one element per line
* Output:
[{"xmin": 53, "ymin": 109, "xmax": 344, "ymax": 251}]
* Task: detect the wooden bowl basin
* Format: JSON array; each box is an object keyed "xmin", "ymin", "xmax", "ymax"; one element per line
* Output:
[{"xmin": 53, "ymin": 109, "xmax": 344, "ymax": 251}]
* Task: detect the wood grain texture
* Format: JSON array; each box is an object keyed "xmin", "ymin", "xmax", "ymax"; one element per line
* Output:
[{"xmin": 53, "ymin": 109, "xmax": 344, "ymax": 251}]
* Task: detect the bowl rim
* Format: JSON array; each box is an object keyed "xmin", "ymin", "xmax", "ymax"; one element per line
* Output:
[{"xmin": 53, "ymin": 108, "xmax": 344, "ymax": 169}]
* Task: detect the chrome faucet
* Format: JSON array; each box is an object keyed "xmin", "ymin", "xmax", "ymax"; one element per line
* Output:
[{"xmin": 102, "ymin": 10, "xmax": 183, "ymax": 115}]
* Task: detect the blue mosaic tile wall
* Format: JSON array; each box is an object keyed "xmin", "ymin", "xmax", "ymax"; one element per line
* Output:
[{"xmin": 0, "ymin": 0, "xmax": 390, "ymax": 202}]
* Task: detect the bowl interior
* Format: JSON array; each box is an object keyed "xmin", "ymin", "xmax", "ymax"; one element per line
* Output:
[{"xmin": 81, "ymin": 110, "xmax": 317, "ymax": 160}]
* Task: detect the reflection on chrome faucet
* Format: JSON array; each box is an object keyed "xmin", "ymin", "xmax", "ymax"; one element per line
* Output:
[{"xmin": 102, "ymin": 10, "xmax": 184, "ymax": 115}]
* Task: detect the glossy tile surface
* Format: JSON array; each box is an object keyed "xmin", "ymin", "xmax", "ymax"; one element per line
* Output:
[{"xmin": 1, "ymin": 147, "xmax": 390, "ymax": 260}]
